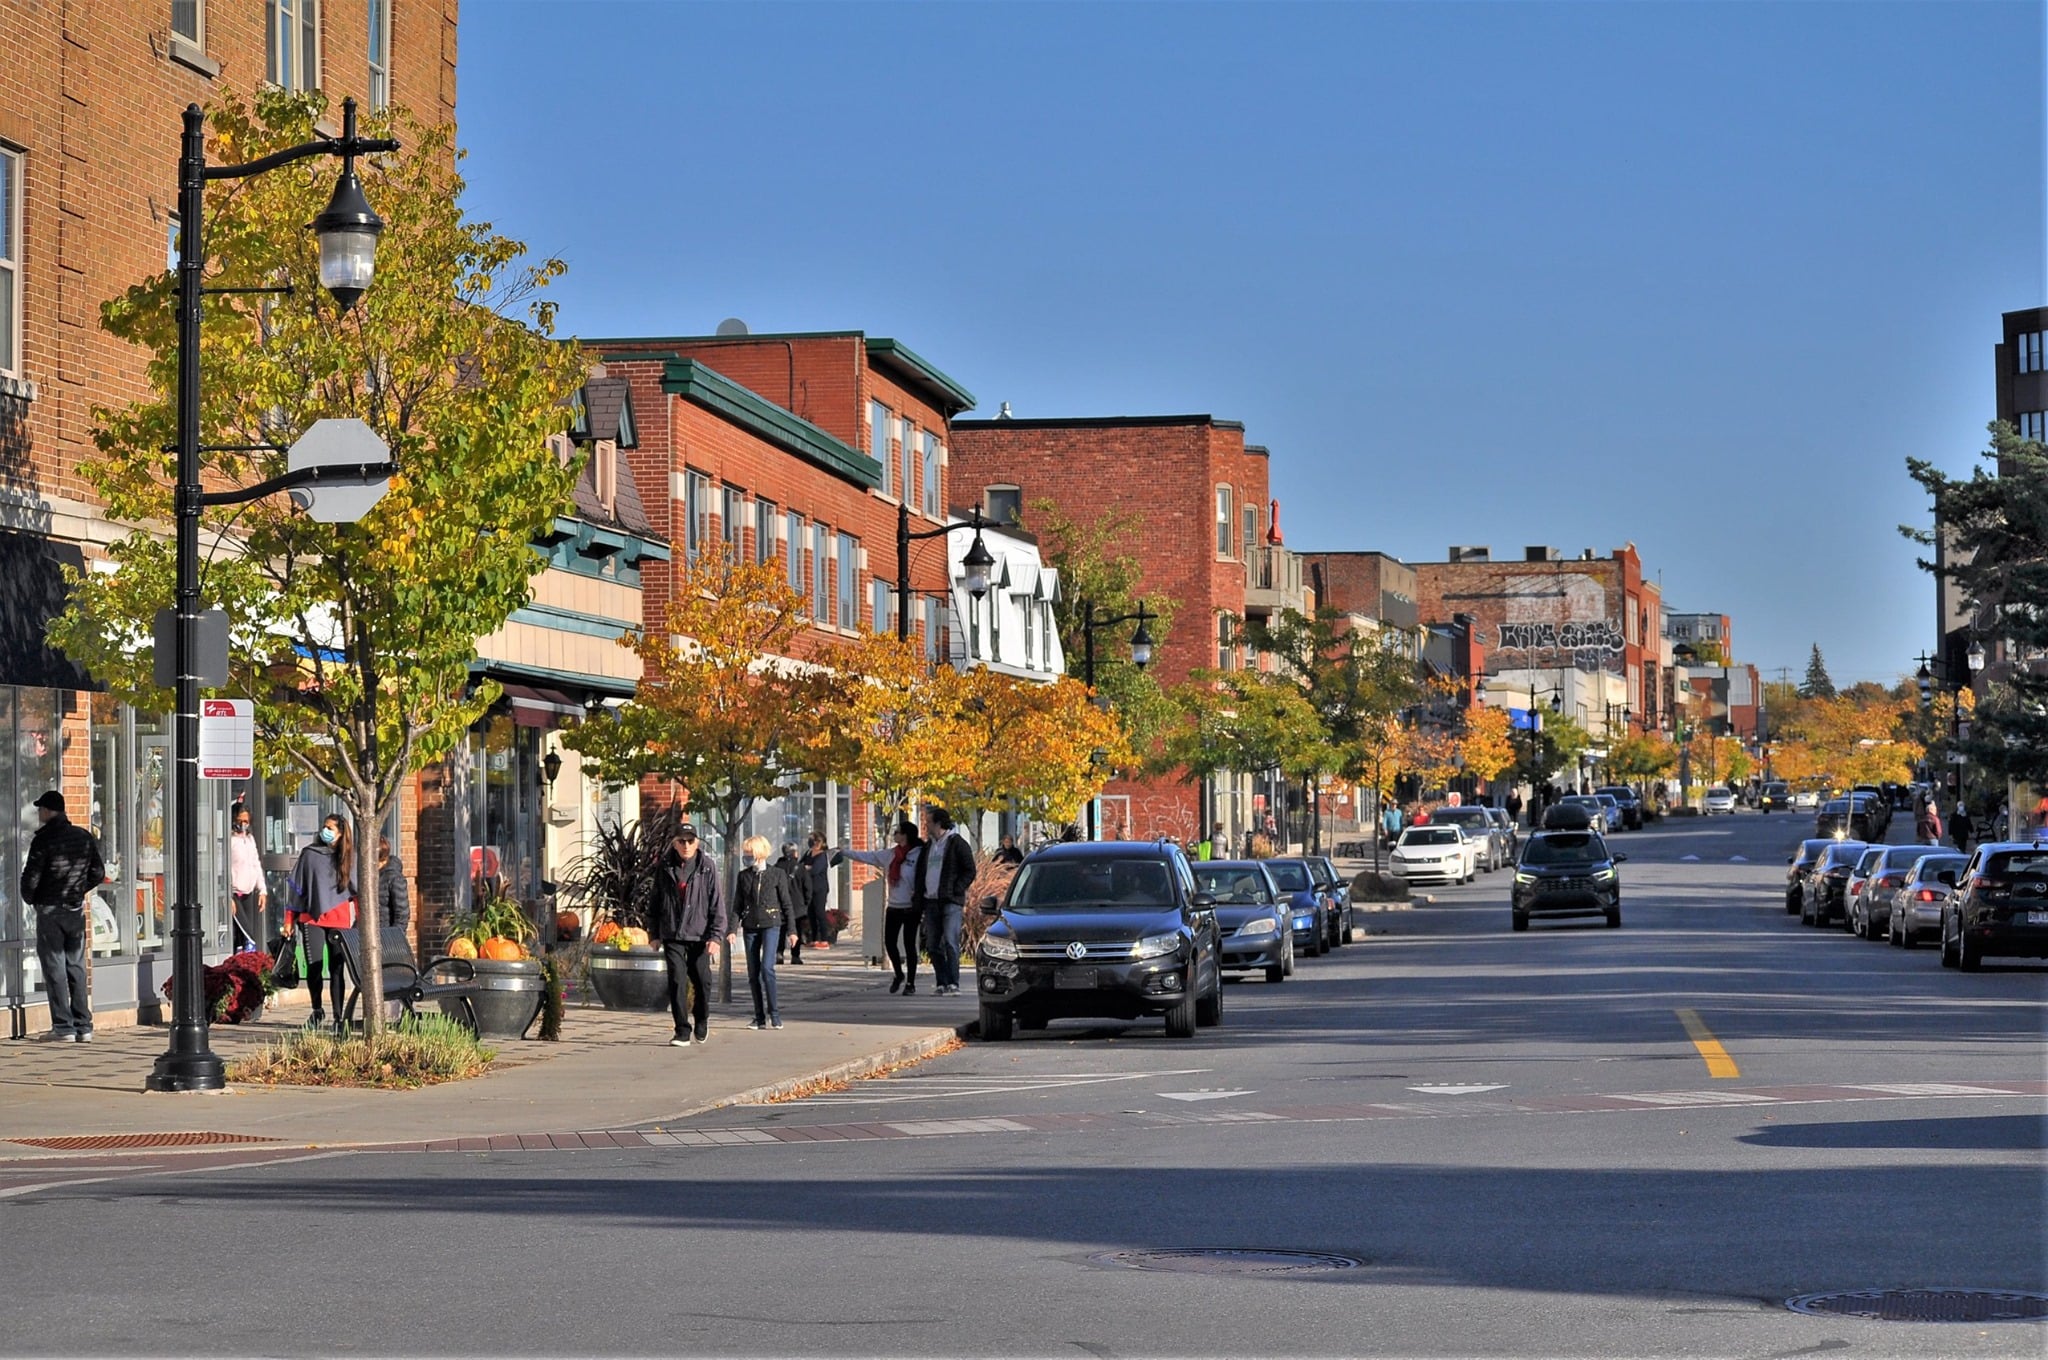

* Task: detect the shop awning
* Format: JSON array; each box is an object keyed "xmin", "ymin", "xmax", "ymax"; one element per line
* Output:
[
  {"xmin": 0, "ymin": 532, "xmax": 97, "ymax": 691},
  {"xmin": 502, "ymin": 683, "xmax": 586, "ymax": 728}
]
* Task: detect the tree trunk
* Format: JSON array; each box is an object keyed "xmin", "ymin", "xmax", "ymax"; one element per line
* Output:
[{"xmin": 352, "ymin": 778, "xmax": 384, "ymax": 1040}]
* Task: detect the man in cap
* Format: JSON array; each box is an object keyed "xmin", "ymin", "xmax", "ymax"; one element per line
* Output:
[
  {"xmin": 651, "ymin": 821, "xmax": 727, "ymax": 1047},
  {"xmin": 21, "ymin": 791, "xmax": 106, "ymax": 1042}
]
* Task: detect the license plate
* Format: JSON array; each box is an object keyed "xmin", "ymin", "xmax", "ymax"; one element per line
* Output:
[
  {"xmin": 1055, "ymin": 967, "xmax": 1097, "ymax": 990},
  {"xmin": 2026, "ymin": 912, "xmax": 2048, "ymax": 926}
]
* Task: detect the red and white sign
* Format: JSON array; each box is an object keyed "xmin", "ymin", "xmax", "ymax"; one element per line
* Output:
[{"xmin": 198, "ymin": 699, "xmax": 254, "ymax": 780}]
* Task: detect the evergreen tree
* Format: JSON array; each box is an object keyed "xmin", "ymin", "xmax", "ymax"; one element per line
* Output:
[{"xmin": 1799, "ymin": 644, "xmax": 1837, "ymax": 699}]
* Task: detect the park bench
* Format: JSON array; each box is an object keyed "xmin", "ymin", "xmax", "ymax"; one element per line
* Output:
[{"xmin": 334, "ymin": 925, "xmax": 483, "ymax": 1033}]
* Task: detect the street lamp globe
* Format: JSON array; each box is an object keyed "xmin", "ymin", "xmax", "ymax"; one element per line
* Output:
[
  {"xmin": 1966, "ymin": 639, "xmax": 1986, "ymax": 674},
  {"xmin": 1916, "ymin": 661, "xmax": 1934, "ymax": 708},
  {"xmin": 1129, "ymin": 617, "xmax": 1154, "ymax": 670},
  {"xmin": 312, "ymin": 163, "xmax": 384, "ymax": 308},
  {"xmin": 961, "ymin": 531, "xmax": 995, "ymax": 600}
]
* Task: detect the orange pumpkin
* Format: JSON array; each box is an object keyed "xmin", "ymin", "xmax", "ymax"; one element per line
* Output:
[
  {"xmin": 555, "ymin": 910, "xmax": 580, "ymax": 933},
  {"xmin": 478, "ymin": 937, "xmax": 525, "ymax": 962},
  {"xmin": 446, "ymin": 937, "xmax": 479, "ymax": 960},
  {"xmin": 591, "ymin": 921, "xmax": 620, "ymax": 946}
]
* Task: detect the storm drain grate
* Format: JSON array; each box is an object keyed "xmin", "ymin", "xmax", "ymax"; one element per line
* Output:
[
  {"xmin": 1089, "ymin": 1249, "xmax": 1363, "ymax": 1277},
  {"xmin": 9, "ymin": 1132, "xmax": 282, "ymax": 1151},
  {"xmin": 1786, "ymin": 1289, "xmax": 2048, "ymax": 1323}
]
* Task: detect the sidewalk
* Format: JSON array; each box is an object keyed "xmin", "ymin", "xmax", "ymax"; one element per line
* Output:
[{"xmin": 0, "ymin": 959, "xmax": 973, "ymax": 1156}]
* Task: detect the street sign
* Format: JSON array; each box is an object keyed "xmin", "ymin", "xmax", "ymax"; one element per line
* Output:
[
  {"xmin": 152, "ymin": 607, "xmax": 229, "ymax": 688},
  {"xmin": 286, "ymin": 417, "xmax": 392, "ymax": 523},
  {"xmin": 197, "ymin": 698, "xmax": 254, "ymax": 780}
]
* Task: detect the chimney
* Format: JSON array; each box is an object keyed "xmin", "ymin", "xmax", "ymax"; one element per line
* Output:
[
  {"xmin": 997, "ymin": 402, "xmax": 1014, "ymax": 420},
  {"xmin": 1449, "ymin": 545, "xmax": 1491, "ymax": 563},
  {"xmin": 1524, "ymin": 546, "xmax": 1559, "ymax": 562}
]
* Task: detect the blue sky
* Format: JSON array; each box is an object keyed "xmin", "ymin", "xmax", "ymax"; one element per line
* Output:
[{"xmin": 455, "ymin": 1, "xmax": 2044, "ymax": 687}]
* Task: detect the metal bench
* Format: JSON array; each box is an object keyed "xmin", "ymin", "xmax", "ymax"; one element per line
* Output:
[{"xmin": 335, "ymin": 925, "xmax": 483, "ymax": 1033}]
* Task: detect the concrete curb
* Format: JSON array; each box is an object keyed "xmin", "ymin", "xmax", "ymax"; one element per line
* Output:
[{"xmin": 682, "ymin": 1019, "xmax": 978, "ymax": 1119}]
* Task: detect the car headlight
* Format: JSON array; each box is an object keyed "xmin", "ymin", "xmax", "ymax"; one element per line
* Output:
[
  {"xmin": 1234, "ymin": 917, "xmax": 1280, "ymax": 938},
  {"xmin": 1515, "ymin": 872, "xmax": 1536, "ymax": 884},
  {"xmin": 1131, "ymin": 933, "xmax": 1183, "ymax": 960},
  {"xmin": 979, "ymin": 935, "xmax": 1019, "ymax": 961},
  {"xmin": 1593, "ymin": 867, "xmax": 1616, "ymax": 880}
]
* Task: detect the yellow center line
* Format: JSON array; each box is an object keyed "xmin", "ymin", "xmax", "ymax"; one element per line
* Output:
[{"xmin": 1674, "ymin": 1008, "xmax": 1741, "ymax": 1079}]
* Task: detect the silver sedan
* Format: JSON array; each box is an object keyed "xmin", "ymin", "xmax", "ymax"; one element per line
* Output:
[{"xmin": 1889, "ymin": 852, "xmax": 1968, "ymax": 948}]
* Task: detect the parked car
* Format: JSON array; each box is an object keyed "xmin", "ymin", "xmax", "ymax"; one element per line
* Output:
[
  {"xmin": 1816, "ymin": 797, "xmax": 1882, "ymax": 841},
  {"xmin": 1941, "ymin": 842, "xmax": 2048, "ymax": 970},
  {"xmin": 1759, "ymin": 781, "xmax": 1793, "ymax": 813},
  {"xmin": 1428, "ymin": 806, "xmax": 1507, "ymax": 872},
  {"xmin": 1511, "ymin": 830, "xmax": 1625, "ymax": 930},
  {"xmin": 1304, "ymin": 854, "xmax": 1354, "ymax": 949},
  {"xmin": 1485, "ymin": 805, "xmax": 1520, "ymax": 859},
  {"xmin": 1801, "ymin": 840, "xmax": 1869, "ymax": 926},
  {"xmin": 1190, "ymin": 859, "xmax": 1292, "ymax": 983},
  {"xmin": 1594, "ymin": 785, "xmax": 1643, "ymax": 830},
  {"xmin": 1702, "ymin": 787, "xmax": 1739, "ymax": 815},
  {"xmin": 1786, "ymin": 838, "xmax": 1836, "ymax": 913},
  {"xmin": 1851, "ymin": 785, "xmax": 1892, "ymax": 837},
  {"xmin": 1848, "ymin": 844, "xmax": 1947, "ymax": 941},
  {"xmin": 1842, "ymin": 846, "xmax": 1886, "ymax": 936},
  {"xmin": 1889, "ymin": 852, "xmax": 1967, "ymax": 948},
  {"xmin": 1389, "ymin": 825, "xmax": 1478, "ymax": 886},
  {"xmin": 1263, "ymin": 857, "xmax": 1333, "ymax": 956},
  {"xmin": 1791, "ymin": 789, "xmax": 1821, "ymax": 811},
  {"xmin": 1558, "ymin": 794, "xmax": 1614, "ymax": 832},
  {"xmin": 974, "ymin": 842, "xmax": 1223, "ymax": 1040}
]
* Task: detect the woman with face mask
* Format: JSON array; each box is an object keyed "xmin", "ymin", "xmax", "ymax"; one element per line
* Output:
[
  {"xmin": 284, "ymin": 814, "xmax": 356, "ymax": 1030},
  {"xmin": 733, "ymin": 835, "xmax": 796, "ymax": 1030},
  {"xmin": 228, "ymin": 803, "xmax": 267, "ymax": 952}
]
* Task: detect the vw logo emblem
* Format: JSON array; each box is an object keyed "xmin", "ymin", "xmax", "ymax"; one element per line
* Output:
[{"xmin": 1065, "ymin": 942, "xmax": 1088, "ymax": 960}]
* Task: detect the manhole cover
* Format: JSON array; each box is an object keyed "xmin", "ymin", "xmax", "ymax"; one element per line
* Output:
[
  {"xmin": 8, "ymin": 1132, "xmax": 280, "ymax": 1151},
  {"xmin": 1088, "ymin": 1248, "xmax": 1363, "ymax": 1276},
  {"xmin": 1786, "ymin": 1289, "xmax": 2048, "ymax": 1323}
]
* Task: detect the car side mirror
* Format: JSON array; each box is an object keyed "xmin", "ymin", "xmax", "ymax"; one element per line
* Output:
[
  {"xmin": 1612, "ymin": 853, "xmax": 1628, "ymax": 864},
  {"xmin": 1190, "ymin": 893, "xmax": 1216, "ymax": 911},
  {"xmin": 978, "ymin": 895, "xmax": 1002, "ymax": 916}
]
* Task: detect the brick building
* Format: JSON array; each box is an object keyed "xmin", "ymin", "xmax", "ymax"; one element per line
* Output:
[
  {"xmin": 948, "ymin": 414, "xmax": 1280, "ymax": 846},
  {"xmin": 1414, "ymin": 545, "xmax": 1664, "ymax": 752},
  {"xmin": 0, "ymin": 1, "xmax": 456, "ymax": 1029},
  {"xmin": 1664, "ymin": 611, "xmax": 1733, "ymax": 664}
]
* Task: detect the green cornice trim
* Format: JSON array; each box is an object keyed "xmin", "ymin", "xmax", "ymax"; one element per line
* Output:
[
  {"xmin": 660, "ymin": 358, "xmax": 880, "ymax": 490},
  {"xmin": 866, "ymin": 338, "xmax": 976, "ymax": 414},
  {"xmin": 508, "ymin": 601, "xmax": 643, "ymax": 641}
]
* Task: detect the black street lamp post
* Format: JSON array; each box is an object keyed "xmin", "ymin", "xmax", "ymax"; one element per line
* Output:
[
  {"xmin": 148, "ymin": 99, "xmax": 399, "ymax": 1095},
  {"xmin": 1079, "ymin": 601, "xmax": 1154, "ymax": 840},
  {"xmin": 895, "ymin": 504, "xmax": 994, "ymax": 649},
  {"xmin": 1918, "ymin": 640, "xmax": 1985, "ymax": 795}
]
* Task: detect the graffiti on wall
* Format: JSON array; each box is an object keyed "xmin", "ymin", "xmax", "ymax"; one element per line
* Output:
[{"xmin": 1497, "ymin": 573, "xmax": 1624, "ymax": 671}]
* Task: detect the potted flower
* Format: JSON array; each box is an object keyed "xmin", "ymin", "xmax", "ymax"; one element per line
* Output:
[
  {"xmin": 443, "ymin": 889, "xmax": 545, "ymax": 1038},
  {"xmin": 163, "ymin": 949, "xmax": 277, "ymax": 1025},
  {"xmin": 557, "ymin": 807, "xmax": 681, "ymax": 1012}
]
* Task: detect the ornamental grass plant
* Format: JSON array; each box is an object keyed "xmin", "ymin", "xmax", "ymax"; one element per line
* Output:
[{"xmin": 227, "ymin": 1016, "xmax": 496, "ymax": 1089}]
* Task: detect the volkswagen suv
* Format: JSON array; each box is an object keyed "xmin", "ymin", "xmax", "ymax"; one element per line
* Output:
[{"xmin": 975, "ymin": 842, "xmax": 1223, "ymax": 1040}]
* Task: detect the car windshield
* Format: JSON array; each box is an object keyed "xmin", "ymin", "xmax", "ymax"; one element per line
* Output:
[
  {"xmin": 1190, "ymin": 866, "xmax": 1271, "ymax": 903},
  {"xmin": 1265, "ymin": 862, "xmax": 1313, "ymax": 890},
  {"xmin": 1879, "ymin": 847, "xmax": 1936, "ymax": 870},
  {"xmin": 1795, "ymin": 839, "xmax": 1833, "ymax": 866},
  {"xmin": 1400, "ymin": 829, "xmax": 1461, "ymax": 847},
  {"xmin": 1522, "ymin": 833, "xmax": 1609, "ymax": 865},
  {"xmin": 1430, "ymin": 810, "xmax": 1490, "ymax": 828},
  {"xmin": 1764, "ymin": 784, "xmax": 1790, "ymax": 796},
  {"xmin": 1009, "ymin": 859, "xmax": 1176, "ymax": 909},
  {"xmin": 1819, "ymin": 845, "xmax": 1865, "ymax": 869}
]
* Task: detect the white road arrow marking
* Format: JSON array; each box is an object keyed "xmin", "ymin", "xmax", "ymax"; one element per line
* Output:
[
  {"xmin": 1406, "ymin": 1084, "xmax": 1508, "ymax": 1095},
  {"xmin": 1680, "ymin": 854, "xmax": 1702, "ymax": 862},
  {"xmin": 1729, "ymin": 855, "xmax": 1750, "ymax": 863},
  {"xmin": 1158, "ymin": 1089, "xmax": 1254, "ymax": 1102}
]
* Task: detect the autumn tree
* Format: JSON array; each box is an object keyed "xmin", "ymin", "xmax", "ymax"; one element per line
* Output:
[
  {"xmin": 52, "ymin": 91, "xmax": 584, "ymax": 1032},
  {"xmin": 1605, "ymin": 731, "xmax": 1678, "ymax": 784},
  {"xmin": 1162, "ymin": 670, "xmax": 1327, "ymax": 792},
  {"xmin": 1456, "ymin": 703, "xmax": 1517, "ymax": 787}
]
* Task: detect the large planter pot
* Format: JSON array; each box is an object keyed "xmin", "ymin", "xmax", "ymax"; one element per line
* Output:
[
  {"xmin": 445, "ymin": 957, "xmax": 544, "ymax": 1039},
  {"xmin": 587, "ymin": 949, "xmax": 669, "ymax": 1012}
]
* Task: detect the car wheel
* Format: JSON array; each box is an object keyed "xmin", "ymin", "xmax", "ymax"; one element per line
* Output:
[
  {"xmin": 1511, "ymin": 911, "xmax": 1529, "ymax": 932},
  {"xmin": 1939, "ymin": 919, "xmax": 1960, "ymax": 968},
  {"xmin": 1266, "ymin": 959, "xmax": 1286, "ymax": 984},
  {"xmin": 1164, "ymin": 990, "xmax": 1198, "ymax": 1038},
  {"xmin": 979, "ymin": 1004, "xmax": 1013, "ymax": 1042},
  {"xmin": 1957, "ymin": 927, "xmax": 1983, "ymax": 972},
  {"xmin": 1605, "ymin": 908, "xmax": 1622, "ymax": 928},
  {"xmin": 1282, "ymin": 935, "xmax": 1295, "ymax": 976},
  {"xmin": 1786, "ymin": 890, "xmax": 1802, "ymax": 915},
  {"xmin": 1898, "ymin": 922, "xmax": 1915, "ymax": 950},
  {"xmin": 1196, "ymin": 981, "xmax": 1222, "ymax": 1027}
]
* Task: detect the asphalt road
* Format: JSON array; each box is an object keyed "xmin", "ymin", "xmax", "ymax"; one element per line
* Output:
[{"xmin": 5, "ymin": 812, "xmax": 2043, "ymax": 1358}]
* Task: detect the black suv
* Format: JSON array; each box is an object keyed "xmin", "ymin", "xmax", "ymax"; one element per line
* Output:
[
  {"xmin": 975, "ymin": 842, "xmax": 1223, "ymax": 1040},
  {"xmin": 1786, "ymin": 838, "xmax": 1835, "ymax": 913},
  {"xmin": 1942, "ymin": 842, "xmax": 2048, "ymax": 970},
  {"xmin": 1594, "ymin": 785, "xmax": 1644, "ymax": 831},
  {"xmin": 1511, "ymin": 830, "xmax": 1625, "ymax": 930},
  {"xmin": 1801, "ymin": 840, "xmax": 1868, "ymax": 926},
  {"xmin": 1759, "ymin": 782, "xmax": 1792, "ymax": 814}
]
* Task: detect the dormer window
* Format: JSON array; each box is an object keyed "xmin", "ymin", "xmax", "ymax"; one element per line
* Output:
[{"xmin": 985, "ymin": 485, "xmax": 1022, "ymax": 526}]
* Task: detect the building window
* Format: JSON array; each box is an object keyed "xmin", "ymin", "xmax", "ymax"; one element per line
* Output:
[
  {"xmin": 985, "ymin": 485, "xmax": 1022, "ymax": 526},
  {"xmin": 786, "ymin": 510, "xmax": 806, "ymax": 594},
  {"xmin": 837, "ymin": 532, "xmax": 858, "ymax": 630},
  {"xmin": 722, "ymin": 486, "xmax": 744, "ymax": 557},
  {"xmin": 2020, "ymin": 410, "xmax": 2047, "ymax": 444},
  {"xmin": 367, "ymin": 0, "xmax": 391, "ymax": 109},
  {"xmin": 1242, "ymin": 504, "xmax": 1257, "ymax": 566},
  {"xmin": 754, "ymin": 498, "xmax": 776, "ymax": 566},
  {"xmin": 172, "ymin": 0, "xmax": 204, "ymax": 48},
  {"xmin": 870, "ymin": 400, "xmax": 893, "ymax": 497},
  {"xmin": 682, "ymin": 470, "xmax": 710, "ymax": 563},
  {"xmin": 872, "ymin": 579, "xmax": 894, "ymax": 634},
  {"xmin": 899, "ymin": 417, "xmax": 917, "ymax": 512},
  {"xmin": 924, "ymin": 597, "xmax": 944, "ymax": 664},
  {"xmin": 921, "ymin": 433, "xmax": 942, "ymax": 519},
  {"xmin": 1022, "ymin": 592, "xmax": 1036, "ymax": 665},
  {"xmin": 2019, "ymin": 330, "xmax": 2045, "ymax": 375},
  {"xmin": 812, "ymin": 522, "xmax": 830, "ymax": 622},
  {"xmin": 266, "ymin": 0, "xmax": 320, "ymax": 92},
  {"xmin": 0, "ymin": 147, "xmax": 18, "ymax": 377},
  {"xmin": 1216, "ymin": 485, "xmax": 1233, "ymax": 557},
  {"xmin": 1218, "ymin": 614, "xmax": 1234, "ymax": 670}
]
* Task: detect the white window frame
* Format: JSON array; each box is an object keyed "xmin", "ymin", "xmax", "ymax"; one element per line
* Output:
[
  {"xmin": 921, "ymin": 433, "xmax": 942, "ymax": 519},
  {"xmin": 0, "ymin": 145, "xmax": 20, "ymax": 379},
  {"xmin": 786, "ymin": 510, "xmax": 806, "ymax": 593},
  {"xmin": 985, "ymin": 484, "xmax": 1022, "ymax": 525},
  {"xmin": 811, "ymin": 522, "xmax": 830, "ymax": 622},
  {"xmin": 267, "ymin": 0, "xmax": 321, "ymax": 93},
  {"xmin": 753, "ymin": 498, "xmax": 777, "ymax": 566},
  {"xmin": 870, "ymin": 399, "xmax": 894, "ymax": 498},
  {"xmin": 367, "ymin": 0, "xmax": 392, "ymax": 110},
  {"xmin": 172, "ymin": 0, "xmax": 205, "ymax": 49},
  {"xmin": 836, "ymin": 531, "xmax": 859, "ymax": 631},
  {"xmin": 899, "ymin": 417, "xmax": 917, "ymax": 514},
  {"xmin": 1216, "ymin": 485, "xmax": 1234, "ymax": 557},
  {"xmin": 872, "ymin": 579, "xmax": 894, "ymax": 634}
]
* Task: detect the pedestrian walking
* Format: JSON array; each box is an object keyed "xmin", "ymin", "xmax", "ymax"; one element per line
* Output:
[
  {"xmin": 228, "ymin": 801, "xmax": 266, "ymax": 951},
  {"xmin": 840, "ymin": 822, "xmax": 924, "ymax": 994},
  {"xmin": 913, "ymin": 805, "xmax": 977, "ymax": 996},
  {"xmin": 732, "ymin": 835, "xmax": 793, "ymax": 1030},
  {"xmin": 996, "ymin": 833, "xmax": 1026, "ymax": 866},
  {"xmin": 800, "ymin": 832, "xmax": 834, "ymax": 947},
  {"xmin": 1914, "ymin": 796, "xmax": 1942, "ymax": 847},
  {"xmin": 376, "ymin": 835, "xmax": 410, "ymax": 931},
  {"xmin": 1505, "ymin": 791, "xmax": 1523, "ymax": 827},
  {"xmin": 652, "ymin": 822, "xmax": 727, "ymax": 1047},
  {"xmin": 774, "ymin": 841, "xmax": 807, "ymax": 962},
  {"xmin": 285, "ymin": 814, "xmax": 356, "ymax": 1031},
  {"xmin": 1951, "ymin": 799, "xmax": 1975, "ymax": 856},
  {"xmin": 21, "ymin": 790, "xmax": 105, "ymax": 1043}
]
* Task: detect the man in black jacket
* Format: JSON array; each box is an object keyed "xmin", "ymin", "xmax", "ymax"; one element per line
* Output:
[
  {"xmin": 21, "ymin": 791, "xmax": 105, "ymax": 1042},
  {"xmin": 800, "ymin": 832, "xmax": 833, "ymax": 947},
  {"xmin": 651, "ymin": 823, "xmax": 727, "ymax": 1047},
  {"xmin": 913, "ymin": 805, "xmax": 977, "ymax": 996},
  {"xmin": 776, "ymin": 842, "xmax": 808, "ymax": 963}
]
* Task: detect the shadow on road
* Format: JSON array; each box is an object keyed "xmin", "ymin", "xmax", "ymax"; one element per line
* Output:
[{"xmin": 1738, "ymin": 1112, "xmax": 2047, "ymax": 1151}]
